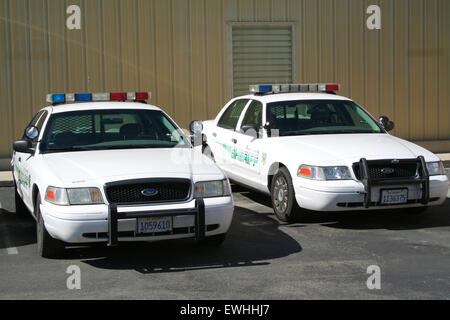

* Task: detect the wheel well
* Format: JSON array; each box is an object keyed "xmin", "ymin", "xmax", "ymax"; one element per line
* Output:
[
  {"xmin": 267, "ymin": 162, "xmax": 286, "ymax": 191},
  {"xmin": 32, "ymin": 184, "xmax": 40, "ymax": 210}
]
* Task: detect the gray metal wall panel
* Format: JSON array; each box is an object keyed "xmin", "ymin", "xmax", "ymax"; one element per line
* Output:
[{"xmin": 0, "ymin": 0, "xmax": 449, "ymax": 160}]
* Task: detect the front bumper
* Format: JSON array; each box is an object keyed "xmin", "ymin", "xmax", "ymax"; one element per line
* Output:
[
  {"xmin": 294, "ymin": 174, "xmax": 448, "ymax": 212},
  {"xmin": 108, "ymin": 198, "xmax": 206, "ymax": 246},
  {"xmin": 40, "ymin": 196, "xmax": 234, "ymax": 244}
]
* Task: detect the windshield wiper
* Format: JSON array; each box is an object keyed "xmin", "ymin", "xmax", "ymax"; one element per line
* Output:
[
  {"xmin": 43, "ymin": 146, "xmax": 97, "ymax": 152},
  {"xmin": 98, "ymin": 144, "xmax": 176, "ymax": 150},
  {"xmin": 315, "ymin": 130, "xmax": 378, "ymax": 134},
  {"xmin": 281, "ymin": 130, "xmax": 378, "ymax": 136},
  {"xmin": 43, "ymin": 143, "xmax": 185, "ymax": 152}
]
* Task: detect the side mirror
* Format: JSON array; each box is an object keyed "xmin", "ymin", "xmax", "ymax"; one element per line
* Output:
[
  {"xmin": 13, "ymin": 140, "xmax": 34, "ymax": 154},
  {"xmin": 189, "ymin": 120, "xmax": 203, "ymax": 135},
  {"xmin": 379, "ymin": 116, "xmax": 395, "ymax": 132},
  {"xmin": 24, "ymin": 126, "xmax": 39, "ymax": 140}
]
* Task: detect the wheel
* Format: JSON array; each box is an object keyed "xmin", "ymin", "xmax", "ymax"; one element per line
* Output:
[
  {"xmin": 196, "ymin": 233, "xmax": 227, "ymax": 246},
  {"xmin": 270, "ymin": 167, "xmax": 302, "ymax": 222},
  {"xmin": 202, "ymin": 144, "xmax": 215, "ymax": 162},
  {"xmin": 35, "ymin": 193, "xmax": 65, "ymax": 258},
  {"xmin": 14, "ymin": 184, "xmax": 28, "ymax": 216}
]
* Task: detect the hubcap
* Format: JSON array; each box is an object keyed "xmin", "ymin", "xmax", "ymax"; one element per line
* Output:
[{"xmin": 273, "ymin": 176, "xmax": 288, "ymax": 214}]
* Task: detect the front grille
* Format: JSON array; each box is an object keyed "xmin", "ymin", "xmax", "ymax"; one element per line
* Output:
[
  {"xmin": 353, "ymin": 162, "xmax": 418, "ymax": 180},
  {"xmin": 105, "ymin": 179, "xmax": 191, "ymax": 204}
]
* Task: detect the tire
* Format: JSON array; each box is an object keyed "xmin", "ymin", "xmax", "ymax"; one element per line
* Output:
[
  {"xmin": 14, "ymin": 184, "xmax": 28, "ymax": 217},
  {"xmin": 196, "ymin": 233, "xmax": 227, "ymax": 246},
  {"xmin": 35, "ymin": 193, "xmax": 65, "ymax": 258},
  {"xmin": 202, "ymin": 144, "xmax": 215, "ymax": 162},
  {"xmin": 270, "ymin": 167, "xmax": 303, "ymax": 222}
]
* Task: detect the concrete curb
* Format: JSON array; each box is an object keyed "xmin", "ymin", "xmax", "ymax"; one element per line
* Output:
[
  {"xmin": 0, "ymin": 181, "xmax": 14, "ymax": 187},
  {"xmin": 0, "ymin": 171, "xmax": 13, "ymax": 187}
]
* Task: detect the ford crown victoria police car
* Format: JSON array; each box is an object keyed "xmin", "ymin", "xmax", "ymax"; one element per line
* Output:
[
  {"xmin": 191, "ymin": 84, "xmax": 448, "ymax": 222},
  {"xmin": 12, "ymin": 92, "xmax": 233, "ymax": 257}
]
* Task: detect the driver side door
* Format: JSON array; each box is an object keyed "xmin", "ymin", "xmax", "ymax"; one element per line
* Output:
[
  {"xmin": 231, "ymin": 100, "xmax": 264, "ymax": 187},
  {"xmin": 209, "ymin": 99, "xmax": 250, "ymax": 174},
  {"xmin": 13, "ymin": 110, "xmax": 48, "ymax": 209}
]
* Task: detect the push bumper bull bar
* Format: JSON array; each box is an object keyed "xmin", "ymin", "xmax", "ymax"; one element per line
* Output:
[
  {"xmin": 358, "ymin": 156, "xmax": 430, "ymax": 208},
  {"xmin": 107, "ymin": 198, "xmax": 205, "ymax": 246}
]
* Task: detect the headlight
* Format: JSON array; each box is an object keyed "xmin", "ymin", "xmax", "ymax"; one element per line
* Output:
[
  {"xmin": 67, "ymin": 188, "xmax": 104, "ymax": 205},
  {"xmin": 194, "ymin": 179, "xmax": 231, "ymax": 198},
  {"xmin": 297, "ymin": 165, "xmax": 352, "ymax": 180},
  {"xmin": 45, "ymin": 186, "xmax": 104, "ymax": 205},
  {"xmin": 426, "ymin": 161, "xmax": 445, "ymax": 176}
]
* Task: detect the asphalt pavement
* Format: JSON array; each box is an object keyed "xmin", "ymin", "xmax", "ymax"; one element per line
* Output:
[{"xmin": 0, "ymin": 173, "xmax": 449, "ymax": 299}]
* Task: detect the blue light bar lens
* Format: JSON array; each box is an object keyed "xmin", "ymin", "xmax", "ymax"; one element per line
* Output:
[
  {"xmin": 75, "ymin": 93, "xmax": 92, "ymax": 101},
  {"xmin": 52, "ymin": 94, "xmax": 65, "ymax": 103},
  {"xmin": 259, "ymin": 85, "xmax": 272, "ymax": 93}
]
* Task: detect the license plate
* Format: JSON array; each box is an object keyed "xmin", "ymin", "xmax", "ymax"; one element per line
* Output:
[
  {"xmin": 137, "ymin": 216, "xmax": 172, "ymax": 234},
  {"xmin": 380, "ymin": 189, "xmax": 408, "ymax": 205}
]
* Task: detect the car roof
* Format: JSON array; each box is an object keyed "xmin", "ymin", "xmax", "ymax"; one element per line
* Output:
[
  {"xmin": 45, "ymin": 101, "xmax": 162, "ymax": 114},
  {"xmin": 236, "ymin": 92, "xmax": 353, "ymax": 104}
]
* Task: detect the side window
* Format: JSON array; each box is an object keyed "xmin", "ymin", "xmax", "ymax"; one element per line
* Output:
[
  {"xmin": 240, "ymin": 100, "xmax": 263, "ymax": 130},
  {"xmin": 217, "ymin": 99, "xmax": 249, "ymax": 130}
]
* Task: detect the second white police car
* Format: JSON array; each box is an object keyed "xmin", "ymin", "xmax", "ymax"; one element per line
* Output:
[
  {"xmin": 191, "ymin": 83, "xmax": 448, "ymax": 222},
  {"xmin": 12, "ymin": 92, "xmax": 234, "ymax": 258}
]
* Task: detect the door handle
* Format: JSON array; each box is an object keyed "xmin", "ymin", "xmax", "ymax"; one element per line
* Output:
[
  {"xmin": 231, "ymin": 138, "xmax": 237, "ymax": 144},
  {"xmin": 212, "ymin": 132, "xmax": 217, "ymax": 137},
  {"xmin": 18, "ymin": 157, "xmax": 21, "ymax": 162}
]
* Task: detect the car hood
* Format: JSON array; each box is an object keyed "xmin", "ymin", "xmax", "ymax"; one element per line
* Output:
[
  {"xmin": 41, "ymin": 148, "xmax": 223, "ymax": 187},
  {"xmin": 271, "ymin": 133, "xmax": 438, "ymax": 166}
]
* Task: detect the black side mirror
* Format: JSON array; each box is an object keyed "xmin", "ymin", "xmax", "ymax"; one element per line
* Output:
[
  {"xmin": 379, "ymin": 116, "xmax": 395, "ymax": 132},
  {"xmin": 13, "ymin": 140, "xmax": 34, "ymax": 154}
]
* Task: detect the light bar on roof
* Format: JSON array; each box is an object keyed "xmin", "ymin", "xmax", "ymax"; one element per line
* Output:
[
  {"xmin": 46, "ymin": 91, "xmax": 151, "ymax": 104},
  {"xmin": 249, "ymin": 85, "xmax": 272, "ymax": 93},
  {"xmin": 249, "ymin": 83, "xmax": 339, "ymax": 94},
  {"xmin": 74, "ymin": 93, "xmax": 92, "ymax": 101},
  {"xmin": 92, "ymin": 92, "xmax": 110, "ymax": 101}
]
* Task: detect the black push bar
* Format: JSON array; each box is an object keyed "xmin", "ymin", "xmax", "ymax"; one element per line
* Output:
[
  {"xmin": 358, "ymin": 156, "xmax": 430, "ymax": 208},
  {"xmin": 107, "ymin": 198, "xmax": 205, "ymax": 246}
]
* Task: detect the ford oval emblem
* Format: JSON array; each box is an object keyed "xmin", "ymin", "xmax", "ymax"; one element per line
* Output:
[
  {"xmin": 141, "ymin": 188, "xmax": 159, "ymax": 197},
  {"xmin": 381, "ymin": 167, "xmax": 395, "ymax": 175}
]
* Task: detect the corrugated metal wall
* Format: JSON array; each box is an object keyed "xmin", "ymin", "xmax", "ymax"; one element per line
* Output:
[{"xmin": 1, "ymin": 0, "xmax": 449, "ymax": 160}]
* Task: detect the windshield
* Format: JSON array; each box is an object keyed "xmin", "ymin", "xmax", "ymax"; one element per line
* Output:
[
  {"xmin": 266, "ymin": 100, "xmax": 384, "ymax": 136},
  {"xmin": 40, "ymin": 109, "xmax": 189, "ymax": 153}
]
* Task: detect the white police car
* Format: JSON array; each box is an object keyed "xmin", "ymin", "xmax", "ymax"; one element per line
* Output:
[
  {"xmin": 191, "ymin": 84, "xmax": 448, "ymax": 222},
  {"xmin": 12, "ymin": 92, "xmax": 233, "ymax": 257}
]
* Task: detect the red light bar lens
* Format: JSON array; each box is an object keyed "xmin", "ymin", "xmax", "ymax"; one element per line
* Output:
[
  {"xmin": 110, "ymin": 92, "xmax": 126, "ymax": 101},
  {"xmin": 136, "ymin": 92, "xmax": 149, "ymax": 100},
  {"xmin": 326, "ymin": 84, "xmax": 339, "ymax": 91}
]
